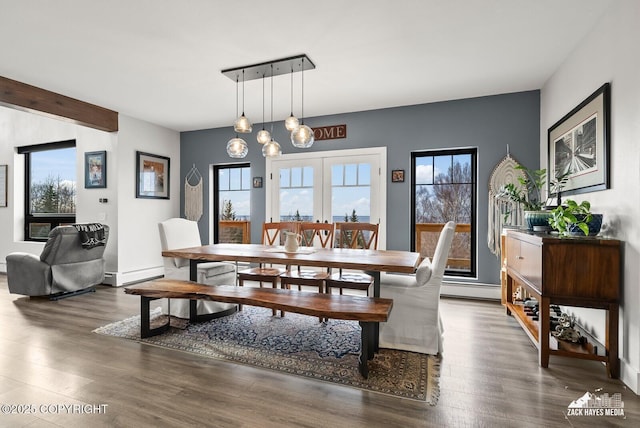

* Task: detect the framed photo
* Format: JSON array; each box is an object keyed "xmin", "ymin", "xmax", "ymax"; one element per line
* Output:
[
  {"xmin": 548, "ymin": 83, "xmax": 610, "ymax": 196},
  {"xmin": 136, "ymin": 151, "xmax": 170, "ymax": 199},
  {"xmin": 253, "ymin": 177, "xmax": 263, "ymax": 188},
  {"xmin": 84, "ymin": 151, "xmax": 107, "ymax": 188},
  {"xmin": 391, "ymin": 169, "xmax": 404, "ymax": 183},
  {"xmin": 0, "ymin": 164, "xmax": 7, "ymax": 207}
]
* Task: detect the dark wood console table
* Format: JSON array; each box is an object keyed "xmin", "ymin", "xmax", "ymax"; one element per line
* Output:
[{"xmin": 504, "ymin": 229, "xmax": 621, "ymax": 378}]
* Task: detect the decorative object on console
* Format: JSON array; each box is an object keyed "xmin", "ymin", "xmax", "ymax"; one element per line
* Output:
[
  {"xmin": 548, "ymin": 199, "xmax": 602, "ymax": 236},
  {"xmin": 548, "ymin": 83, "xmax": 610, "ymax": 196}
]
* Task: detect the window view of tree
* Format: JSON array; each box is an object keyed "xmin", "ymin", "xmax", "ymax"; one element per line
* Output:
[
  {"xmin": 215, "ymin": 164, "xmax": 250, "ymax": 244},
  {"xmin": 413, "ymin": 149, "xmax": 476, "ymax": 277},
  {"xmin": 20, "ymin": 142, "xmax": 77, "ymax": 240}
]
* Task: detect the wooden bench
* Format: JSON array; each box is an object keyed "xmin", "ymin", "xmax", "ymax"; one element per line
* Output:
[{"xmin": 124, "ymin": 278, "xmax": 393, "ymax": 378}]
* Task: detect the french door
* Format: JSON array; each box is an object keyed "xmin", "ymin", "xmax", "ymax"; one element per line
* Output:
[{"xmin": 265, "ymin": 147, "xmax": 387, "ymax": 248}]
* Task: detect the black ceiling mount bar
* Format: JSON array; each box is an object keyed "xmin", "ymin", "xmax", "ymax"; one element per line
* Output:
[{"xmin": 221, "ymin": 54, "xmax": 315, "ymax": 81}]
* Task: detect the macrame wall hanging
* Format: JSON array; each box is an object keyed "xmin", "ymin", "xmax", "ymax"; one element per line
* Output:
[
  {"xmin": 184, "ymin": 164, "xmax": 203, "ymax": 221},
  {"xmin": 487, "ymin": 149, "xmax": 526, "ymax": 258}
]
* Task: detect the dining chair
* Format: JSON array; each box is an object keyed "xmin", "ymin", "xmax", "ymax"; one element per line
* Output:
[
  {"xmin": 280, "ymin": 222, "xmax": 334, "ymax": 321},
  {"xmin": 158, "ymin": 218, "xmax": 236, "ymax": 318},
  {"xmin": 325, "ymin": 222, "xmax": 379, "ymax": 296},
  {"xmin": 379, "ymin": 221, "xmax": 456, "ymax": 355},
  {"xmin": 237, "ymin": 221, "xmax": 299, "ymax": 315}
]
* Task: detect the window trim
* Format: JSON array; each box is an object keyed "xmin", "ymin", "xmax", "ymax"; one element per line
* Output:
[
  {"xmin": 213, "ymin": 162, "xmax": 250, "ymax": 243},
  {"xmin": 411, "ymin": 147, "xmax": 477, "ymax": 277},
  {"xmin": 19, "ymin": 140, "xmax": 76, "ymax": 241}
]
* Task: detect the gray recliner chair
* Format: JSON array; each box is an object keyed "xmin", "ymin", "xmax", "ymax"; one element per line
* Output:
[{"xmin": 6, "ymin": 224, "xmax": 109, "ymax": 299}]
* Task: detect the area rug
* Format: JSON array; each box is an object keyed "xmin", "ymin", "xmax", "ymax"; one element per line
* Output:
[{"xmin": 93, "ymin": 306, "xmax": 440, "ymax": 404}]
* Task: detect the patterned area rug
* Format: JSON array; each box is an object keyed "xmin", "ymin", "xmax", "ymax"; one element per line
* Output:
[{"xmin": 94, "ymin": 306, "xmax": 440, "ymax": 404}]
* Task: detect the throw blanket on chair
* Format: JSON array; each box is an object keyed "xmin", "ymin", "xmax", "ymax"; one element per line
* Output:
[{"xmin": 73, "ymin": 223, "xmax": 107, "ymax": 249}]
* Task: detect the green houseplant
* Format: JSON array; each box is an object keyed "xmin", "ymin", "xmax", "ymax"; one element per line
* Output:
[
  {"xmin": 548, "ymin": 199, "xmax": 603, "ymax": 236},
  {"xmin": 498, "ymin": 166, "xmax": 570, "ymax": 230}
]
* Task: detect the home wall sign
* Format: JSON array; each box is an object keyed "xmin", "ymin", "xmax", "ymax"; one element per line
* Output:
[{"xmin": 313, "ymin": 124, "xmax": 347, "ymax": 141}]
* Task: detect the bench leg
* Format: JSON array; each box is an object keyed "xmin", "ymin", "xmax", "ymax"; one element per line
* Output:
[
  {"xmin": 359, "ymin": 321, "xmax": 376, "ymax": 379},
  {"xmin": 140, "ymin": 296, "xmax": 170, "ymax": 338}
]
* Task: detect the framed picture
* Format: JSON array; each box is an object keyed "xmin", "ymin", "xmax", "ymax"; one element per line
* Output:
[
  {"xmin": 548, "ymin": 83, "xmax": 610, "ymax": 196},
  {"xmin": 136, "ymin": 151, "xmax": 170, "ymax": 199},
  {"xmin": 253, "ymin": 177, "xmax": 263, "ymax": 188},
  {"xmin": 391, "ymin": 169, "xmax": 404, "ymax": 183},
  {"xmin": 84, "ymin": 151, "xmax": 107, "ymax": 188},
  {"xmin": 0, "ymin": 164, "xmax": 7, "ymax": 207}
]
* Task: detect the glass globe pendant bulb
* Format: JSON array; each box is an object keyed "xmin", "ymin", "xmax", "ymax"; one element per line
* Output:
[
  {"xmin": 291, "ymin": 124, "xmax": 314, "ymax": 148},
  {"xmin": 234, "ymin": 114, "xmax": 252, "ymax": 133},
  {"xmin": 262, "ymin": 139, "xmax": 282, "ymax": 157},
  {"xmin": 285, "ymin": 114, "xmax": 299, "ymax": 131},
  {"xmin": 226, "ymin": 137, "xmax": 248, "ymax": 158},
  {"xmin": 256, "ymin": 129, "xmax": 271, "ymax": 144}
]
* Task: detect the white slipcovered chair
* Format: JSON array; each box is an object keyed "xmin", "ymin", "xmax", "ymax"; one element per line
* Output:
[
  {"xmin": 158, "ymin": 218, "xmax": 236, "ymax": 318},
  {"xmin": 379, "ymin": 221, "xmax": 456, "ymax": 355}
]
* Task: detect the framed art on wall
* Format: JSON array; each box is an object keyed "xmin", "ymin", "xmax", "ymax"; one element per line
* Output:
[
  {"xmin": 392, "ymin": 169, "xmax": 404, "ymax": 183},
  {"xmin": 548, "ymin": 83, "xmax": 610, "ymax": 196},
  {"xmin": 136, "ymin": 151, "xmax": 170, "ymax": 199},
  {"xmin": 84, "ymin": 151, "xmax": 107, "ymax": 188}
]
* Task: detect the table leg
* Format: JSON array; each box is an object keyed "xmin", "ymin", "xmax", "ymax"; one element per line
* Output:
[
  {"xmin": 359, "ymin": 321, "xmax": 375, "ymax": 378},
  {"xmin": 140, "ymin": 296, "xmax": 170, "ymax": 338},
  {"xmin": 187, "ymin": 259, "xmax": 238, "ymax": 322},
  {"xmin": 370, "ymin": 270, "xmax": 381, "ymax": 352}
]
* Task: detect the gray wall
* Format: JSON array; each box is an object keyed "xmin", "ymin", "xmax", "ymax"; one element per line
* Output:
[{"xmin": 180, "ymin": 90, "xmax": 540, "ymax": 285}]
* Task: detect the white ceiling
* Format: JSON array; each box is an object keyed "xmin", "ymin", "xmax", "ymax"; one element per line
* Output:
[{"xmin": 0, "ymin": 0, "xmax": 613, "ymax": 132}]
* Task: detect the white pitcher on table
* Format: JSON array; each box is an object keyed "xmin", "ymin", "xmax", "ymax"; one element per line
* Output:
[{"xmin": 283, "ymin": 231, "xmax": 302, "ymax": 253}]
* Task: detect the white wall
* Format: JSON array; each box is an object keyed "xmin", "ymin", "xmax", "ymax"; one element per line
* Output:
[
  {"xmin": 114, "ymin": 115, "xmax": 180, "ymax": 285},
  {"xmin": 0, "ymin": 108, "xmax": 180, "ymax": 286},
  {"xmin": 0, "ymin": 106, "xmax": 117, "ymax": 271},
  {"xmin": 540, "ymin": 0, "xmax": 640, "ymax": 393}
]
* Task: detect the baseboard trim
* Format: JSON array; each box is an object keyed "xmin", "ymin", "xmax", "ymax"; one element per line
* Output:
[
  {"xmin": 103, "ymin": 267, "xmax": 164, "ymax": 287},
  {"xmin": 619, "ymin": 359, "xmax": 640, "ymax": 395},
  {"xmin": 441, "ymin": 281, "xmax": 501, "ymax": 300}
]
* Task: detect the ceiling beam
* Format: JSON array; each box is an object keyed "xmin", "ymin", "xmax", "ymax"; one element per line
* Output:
[{"xmin": 0, "ymin": 76, "xmax": 118, "ymax": 132}]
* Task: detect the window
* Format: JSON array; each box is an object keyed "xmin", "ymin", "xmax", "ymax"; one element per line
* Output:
[
  {"xmin": 412, "ymin": 148, "xmax": 477, "ymax": 277},
  {"xmin": 214, "ymin": 164, "xmax": 251, "ymax": 243},
  {"xmin": 19, "ymin": 140, "xmax": 77, "ymax": 241}
]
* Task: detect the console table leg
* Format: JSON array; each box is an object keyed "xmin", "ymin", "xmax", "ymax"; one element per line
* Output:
[
  {"xmin": 606, "ymin": 303, "xmax": 620, "ymax": 378},
  {"xmin": 539, "ymin": 297, "xmax": 551, "ymax": 368}
]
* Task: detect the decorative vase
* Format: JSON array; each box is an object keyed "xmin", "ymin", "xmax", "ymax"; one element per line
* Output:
[
  {"xmin": 524, "ymin": 210, "xmax": 553, "ymax": 232},
  {"xmin": 568, "ymin": 214, "xmax": 603, "ymax": 236}
]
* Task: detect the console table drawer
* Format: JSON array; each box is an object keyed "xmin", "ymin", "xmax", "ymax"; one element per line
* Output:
[{"xmin": 507, "ymin": 235, "xmax": 542, "ymax": 293}]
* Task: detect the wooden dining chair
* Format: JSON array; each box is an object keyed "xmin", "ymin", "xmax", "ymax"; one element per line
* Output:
[
  {"xmin": 280, "ymin": 222, "xmax": 334, "ymax": 321},
  {"xmin": 237, "ymin": 222, "xmax": 298, "ymax": 315},
  {"xmin": 325, "ymin": 222, "xmax": 379, "ymax": 296}
]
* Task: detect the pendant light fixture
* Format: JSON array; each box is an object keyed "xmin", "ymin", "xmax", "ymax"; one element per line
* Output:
[
  {"xmin": 256, "ymin": 73, "xmax": 271, "ymax": 145},
  {"xmin": 233, "ymin": 70, "xmax": 252, "ymax": 133},
  {"xmin": 291, "ymin": 57, "xmax": 314, "ymax": 148},
  {"xmin": 262, "ymin": 64, "xmax": 281, "ymax": 157},
  {"xmin": 227, "ymin": 76, "xmax": 248, "ymax": 158},
  {"xmin": 284, "ymin": 67, "xmax": 299, "ymax": 131}
]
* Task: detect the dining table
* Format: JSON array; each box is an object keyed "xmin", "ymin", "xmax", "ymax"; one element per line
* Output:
[{"xmin": 161, "ymin": 243, "xmax": 420, "ymax": 351}]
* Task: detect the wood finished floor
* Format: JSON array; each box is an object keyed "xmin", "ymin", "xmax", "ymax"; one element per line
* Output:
[{"xmin": 0, "ymin": 275, "xmax": 637, "ymax": 428}]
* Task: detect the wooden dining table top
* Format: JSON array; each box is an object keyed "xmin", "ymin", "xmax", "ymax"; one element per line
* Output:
[{"xmin": 162, "ymin": 243, "xmax": 420, "ymax": 274}]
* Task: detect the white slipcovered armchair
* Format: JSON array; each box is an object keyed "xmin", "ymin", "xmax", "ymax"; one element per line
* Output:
[
  {"xmin": 158, "ymin": 218, "xmax": 236, "ymax": 318},
  {"xmin": 379, "ymin": 221, "xmax": 456, "ymax": 355}
]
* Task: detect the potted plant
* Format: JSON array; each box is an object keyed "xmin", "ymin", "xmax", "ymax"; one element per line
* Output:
[
  {"xmin": 498, "ymin": 166, "xmax": 551, "ymax": 231},
  {"xmin": 548, "ymin": 199, "xmax": 603, "ymax": 236},
  {"xmin": 498, "ymin": 166, "xmax": 571, "ymax": 231}
]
